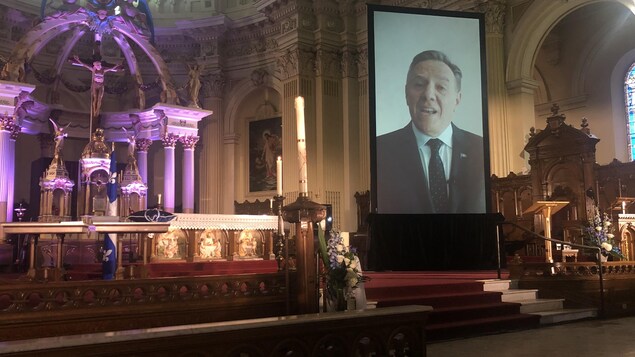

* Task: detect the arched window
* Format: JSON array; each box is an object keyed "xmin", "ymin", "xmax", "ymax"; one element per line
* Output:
[{"xmin": 625, "ymin": 63, "xmax": 635, "ymax": 161}]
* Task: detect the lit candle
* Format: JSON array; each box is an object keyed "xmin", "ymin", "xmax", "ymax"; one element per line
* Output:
[
  {"xmin": 276, "ymin": 156, "xmax": 283, "ymax": 196},
  {"xmin": 157, "ymin": 193, "xmax": 162, "ymax": 205},
  {"xmin": 295, "ymin": 96, "xmax": 308, "ymax": 194}
]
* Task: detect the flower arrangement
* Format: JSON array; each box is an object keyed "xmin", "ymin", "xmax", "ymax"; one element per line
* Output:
[
  {"xmin": 317, "ymin": 227, "xmax": 366, "ymax": 308},
  {"xmin": 583, "ymin": 208, "xmax": 623, "ymax": 260}
]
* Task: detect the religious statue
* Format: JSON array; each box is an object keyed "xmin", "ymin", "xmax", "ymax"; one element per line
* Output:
[
  {"xmin": 199, "ymin": 231, "xmax": 222, "ymax": 259},
  {"xmin": 13, "ymin": 92, "xmax": 34, "ymax": 127},
  {"xmin": 122, "ymin": 126, "xmax": 136, "ymax": 162},
  {"xmin": 154, "ymin": 109, "xmax": 168, "ymax": 138},
  {"xmin": 70, "ymin": 55, "xmax": 123, "ymax": 121},
  {"xmin": 157, "ymin": 229, "xmax": 180, "ymax": 259},
  {"xmin": 186, "ymin": 63, "xmax": 202, "ymax": 108},
  {"xmin": 238, "ymin": 230, "xmax": 258, "ymax": 258},
  {"xmin": 49, "ymin": 118, "xmax": 70, "ymax": 160},
  {"xmin": 0, "ymin": 57, "xmax": 25, "ymax": 82}
]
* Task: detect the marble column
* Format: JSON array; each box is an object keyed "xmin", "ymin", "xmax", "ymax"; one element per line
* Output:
[
  {"xmin": 136, "ymin": 138, "xmax": 152, "ymax": 184},
  {"xmin": 180, "ymin": 135, "xmax": 199, "ymax": 213},
  {"xmin": 6, "ymin": 127, "xmax": 19, "ymax": 222},
  {"xmin": 199, "ymin": 72, "xmax": 224, "ymax": 214},
  {"xmin": 223, "ymin": 134, "xmax": 238, "ymax": 213},
  {"xmin": 162, "ymin": 133, "xmax": 179, "ymax": 213},
  {"xmin": 0, "ymin": 117, "xmax": 14, "ymax": 222},
  {"xmin": 136, "ymin": 138, "xmax": 152, "ymax": 210},
  {"xmin": 507, "ymin": 78, "xmax": 540, "ymax": 172},
  {"xmin": 482, "ymin": 0, "xmax": 511, "ymax": 177}
]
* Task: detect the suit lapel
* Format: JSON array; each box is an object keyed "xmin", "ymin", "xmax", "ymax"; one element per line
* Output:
[
  {"xmin": 449, "ymin": 125, "xmax": 469, "ymax": 212},
  {"xmin": 401, "ymin": 125, "xmax": 433, "ymax": 211}
]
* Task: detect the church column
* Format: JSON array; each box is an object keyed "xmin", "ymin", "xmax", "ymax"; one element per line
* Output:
[
  {"xmin": 136, "ymin": 138, "xmax": 152, "ymax": 185},
  {"xmin": 180, "ymin": 135, "xmax": 199, "ymax": 213},
  {"xmin": 222, "ymin": 134, "xmax": 238, "ymax": 213},
  {"xmin": 482, "ymin": 0, "xmax": 511, "ymax": 177},
  {"xmin": 136, "ymin": 138, "xmax": 152, "ymax": 210},
  {"xmin": 200, "ymin": 73, "xmax": 225, "ymax": 214},
  {"xmin": 507, "ymin": 78, "xmax": 539, "ymax": 172},
  {"xmin": 162, "ymin": 133, "xmax": 179, "ymax": 213},
  {"xmin": 277, "ymin": 45, "xmax": 316, "ymax": 200},
  {"xmin": 0, "ymin": 116, "xmax": 14, "ymax": 222},
  {"xmin": 341, "ymin": 46, "xmax": 362, "ymax": 232},
  {"xmin": 6, "ymin": 127, "xmax": 19, "ymax": 222}
]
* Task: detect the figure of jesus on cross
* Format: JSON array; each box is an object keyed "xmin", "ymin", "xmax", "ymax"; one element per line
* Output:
[{"xmin": 70, "ymin": 55, "xmax": 123, "ymax": 131}]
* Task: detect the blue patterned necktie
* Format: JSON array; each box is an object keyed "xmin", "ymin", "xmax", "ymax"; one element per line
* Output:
[{"xmin": 427, "ymin": 138, "xmax": 449, "ymax": 213}]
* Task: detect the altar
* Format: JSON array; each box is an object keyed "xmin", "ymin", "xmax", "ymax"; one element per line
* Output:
[{"xmin": 1, "ymin": 213, "xmax": 279, "ymax": 281}]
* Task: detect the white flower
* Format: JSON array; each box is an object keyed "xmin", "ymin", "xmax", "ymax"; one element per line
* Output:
[
  {"xmin": 336, "ymin": 244, "xmax": 344, "ymax": 252},
  {"xmin": 336, "ymin": 255, "xmax": 344, "ymax": 264},
  {"xmin": 595, "ymin": 226, "xmax": 602, "ymax": 232},
  {"xmin": 344, "ymin": 257, "xmax": 351, "ymax": 266},
  {"xmin": 604, "ymin": 221, "xmax": 612, "ymax": 227},
  {"xmin": 607, "ymin": 233, "xmax": 615, "ymax": 239},
  {"xmin": 350, "ymin": 260, "xmax": 358, "ymax": 269},
  {"xmin": 601, "ymin": 242, "xmax": 613, "ymax": 251}
]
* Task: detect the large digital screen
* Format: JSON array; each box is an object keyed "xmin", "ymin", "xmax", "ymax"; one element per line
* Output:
[{"xmin": 369, "ymin": 5, "xmax": 490, "ymax": 214}]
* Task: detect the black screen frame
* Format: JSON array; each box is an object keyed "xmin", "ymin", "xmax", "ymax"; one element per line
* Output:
[{"xmin": 368, "ymin": 4, "xmax": 492, "ymax": 215}]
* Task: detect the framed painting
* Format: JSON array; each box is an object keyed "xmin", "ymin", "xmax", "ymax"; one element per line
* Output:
[{"xmin": 249, "ymin": 117, "xmax": 282, "ymax": 192}]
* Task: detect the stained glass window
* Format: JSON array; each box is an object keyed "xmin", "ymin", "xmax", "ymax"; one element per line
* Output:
[{"xmin": 625, "ymin": 64, "xmax": 635, "ymax": 161}]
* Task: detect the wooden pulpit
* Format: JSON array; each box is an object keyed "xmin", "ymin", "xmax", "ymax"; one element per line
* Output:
[{"xmin": 523, "ymin": 201, "xmax": 569, "ymax": 263}]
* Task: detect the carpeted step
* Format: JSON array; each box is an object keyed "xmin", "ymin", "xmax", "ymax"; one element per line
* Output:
[
  {"xmin": 365, "ymin": 281, "xmax": 485, "ymax": 299},
  {"xmin": 426, "ymin": 313, "xmax": 541, "ymax": 341},
  {"xmin": 375, "ymin": 290, "xmax": 504, "ymax": 309},
  {"xmin": 428, "ymin": 302, "xmax": 523, "ymax": 325}
]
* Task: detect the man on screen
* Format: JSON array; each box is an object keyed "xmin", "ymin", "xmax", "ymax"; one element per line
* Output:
[{"xmin": 376, "ymin": 50, "xmax": 485, "ymax": 214}]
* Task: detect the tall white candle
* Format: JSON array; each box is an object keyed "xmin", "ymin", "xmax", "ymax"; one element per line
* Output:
[
  {"xmin": 295, "ymin": 96, "xmax": 308, "ymax": 194},
  {"xmin": 157, "ymin": 193, "xmax": 162, "ymax": 205},
  {"xmin": 276, "ymin": 156, "xmax": 283, "ymax": 196}
]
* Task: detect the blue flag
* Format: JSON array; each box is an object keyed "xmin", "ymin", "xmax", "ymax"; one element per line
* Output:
[{"xmin": 103, "ymin": 149, "xmax": 118, "ymax": 280}]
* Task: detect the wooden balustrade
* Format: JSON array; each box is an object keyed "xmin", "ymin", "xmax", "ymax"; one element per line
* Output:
[{"xmin": 0, "ymin": 305, "xmax": 432, "ymax": 357}]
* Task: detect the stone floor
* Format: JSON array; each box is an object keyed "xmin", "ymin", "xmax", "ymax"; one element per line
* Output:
[{"xmin": 427, "ymin": 316, "xmax": 635, "ymax": 357}]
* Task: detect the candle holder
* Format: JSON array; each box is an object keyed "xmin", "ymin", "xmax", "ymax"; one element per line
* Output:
[
  {"xmin": 281, "ymin": 194, "xmax": 326, "ymax": 314},
  {"xmin": 273, "ymin": 195, "xmax": 285, "ymax": 271}
]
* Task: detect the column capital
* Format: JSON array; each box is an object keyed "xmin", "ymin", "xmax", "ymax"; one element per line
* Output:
[
  {"xmin": 202, "ymin": 72, "xmax": 226, "ymax": 98},
  {"xmin": 0, "ymin": 115, "xmax": 16, "ymax": 133},
  {"xmin": 9, "ymin": 125, "xmax": 21, "ymax": 140},
  {"xmin": 162, "ymin": 133, "xmax": 179, "ymax": 148},
  {"xmin": 479, "ymin": 0, "xmax": 506, "ymax": 35},
  {"xmin": 136, "ymin": 138, "xmax": 153, "ymax": 152},
  {"xmin": 180, "ymin": 135, "xmax": 200, "ymax": 150},
  {"xmin": 506, "ymin": 78, "xmax": 540, "ymax": 95}
]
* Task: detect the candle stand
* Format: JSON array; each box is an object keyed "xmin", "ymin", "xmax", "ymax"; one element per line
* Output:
[{"xmin": 282, "ymin": 193, "xmax": 326, "ymax": 314}]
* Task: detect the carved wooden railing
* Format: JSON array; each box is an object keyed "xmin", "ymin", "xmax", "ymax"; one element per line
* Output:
[
  {"xmin": 497, "ymin": 221, "xmax": 606, "ymax": 316},
  {"xmin": 0, "ymin": 305, "xmax": 432, "ymax": 357},
  {"xmin": 0, "ymin": 272, "xmax": 289, "ymax": 341}
]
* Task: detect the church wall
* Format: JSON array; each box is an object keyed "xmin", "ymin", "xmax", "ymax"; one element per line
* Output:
[{"xmin": 6, "ymin": 0, "xmax": 635, "ymax": 224}]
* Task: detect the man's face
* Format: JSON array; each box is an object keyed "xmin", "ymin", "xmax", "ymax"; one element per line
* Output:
[
  {"xmin": 405, "ymin": 60, "xmax": 461, "ymax": 137},
  {"xmin": 93, "ymin": 61, "xmax": 102, "ymax": 70}
]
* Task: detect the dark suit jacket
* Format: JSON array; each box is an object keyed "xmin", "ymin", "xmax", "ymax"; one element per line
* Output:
[{"xmin": 376, "ymin": 122, "xmax": 485, "ymax": 214}]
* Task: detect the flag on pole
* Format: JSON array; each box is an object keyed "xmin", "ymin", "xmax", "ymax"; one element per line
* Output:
[{"xmin": 103, "ymin": 148, "xmax": 118, "ymax": 280}]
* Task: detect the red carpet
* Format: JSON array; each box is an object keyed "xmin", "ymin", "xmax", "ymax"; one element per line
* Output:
[{"xmin": 364, "ymin": 271, "xmax": 541, "ymax": 341}]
